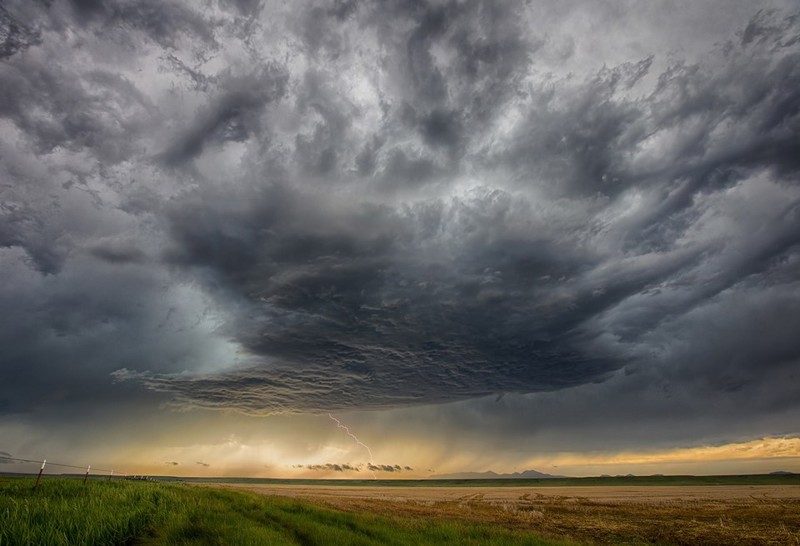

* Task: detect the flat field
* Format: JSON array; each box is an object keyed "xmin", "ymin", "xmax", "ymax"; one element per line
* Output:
[
  {"xmin": 0, "ymin": 477, "xmax": 574, "ymax": 546},
  {"xmin": 215, "ymin": 481, "xmax": 800, "ymax": 545},
  {"xmin": 3, "ymin": 476, "xmax": 799, "ymax": 545}
]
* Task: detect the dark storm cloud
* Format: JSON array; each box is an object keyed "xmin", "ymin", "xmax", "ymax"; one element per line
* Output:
[
  {"xmin": 0, "ymin": 5, "xmax": 41, "ymax": 59},
  {"xmin": 368, "ymin": 464, "xmax": 400, "ymax": 473},
  {"xmin": 127, "ymin": 5, "xmax": 800, "ymax": 417},
  {"xmin": 0, "ymin": 1, "xmax": 255, "ymax": 423},
  {"xmin": 1, "ymin": 0, "xmax": 799, "ymax": 453},
  {"xmin": 219, "ymin": 0, "xmax": 263, "ymax": 18},
  {"xmin": 66, "ymin": 0, "xmax": 217, "ymax": 49},
  {"xmin": 160, "ymin": 65, "xmax": 289, "ymax": 166},
  {"xmin": 294, "ymin": 463, "xmax": 361, "ymax": 472},
  {"xmin": 163, "ymin": 54, "xmax": 217, "ymax": 92},
  {"xmin": 140, "ymin": 176, "xmax": 635, "ymax": 413},
  {"xmin": 87, "ymin": 238, "xmax": 148, "ymax": 265},
  {"xmin": 0, "ymin": 252, "xmax": 230, "ymax": 417},
  {"xmin": 0, "ymin": 40, "xmax": 157, "ymax": 163},
  {"xmin": 293, "ymin": 462, "xmax": 408, "ymax": 472}
]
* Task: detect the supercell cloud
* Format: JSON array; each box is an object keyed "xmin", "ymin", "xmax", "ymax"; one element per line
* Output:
[{"xmin": 1, "ymin": 0, "xmax": 799, "ymax": 457}]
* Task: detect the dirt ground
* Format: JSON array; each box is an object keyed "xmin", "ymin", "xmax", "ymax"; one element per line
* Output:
[
  {"xmin": 218, "ymin": 483, "xmax": 800, "ymax": 502},
  {"xmin": 210, "ymin": 483, "xmax": 800, "ymax": 545}
]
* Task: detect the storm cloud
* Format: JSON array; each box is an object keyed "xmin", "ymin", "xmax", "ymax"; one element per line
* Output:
[
  {"xmin": 1, "ymin": 0, "xmax": 799, "ymax": 462},
  {"xmin": 293, "ymin": 463, "xmax": 410, "ymax": 473}
]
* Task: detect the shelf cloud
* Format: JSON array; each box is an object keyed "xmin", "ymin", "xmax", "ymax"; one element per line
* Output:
[{"xmin": 1, "ymin": 0, "xmax": 798, "ymax": 470}]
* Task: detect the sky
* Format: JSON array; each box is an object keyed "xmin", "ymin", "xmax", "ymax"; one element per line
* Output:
[{"xmin": 1, "ymin": 0, "xmax": 799, "ymax": 479}]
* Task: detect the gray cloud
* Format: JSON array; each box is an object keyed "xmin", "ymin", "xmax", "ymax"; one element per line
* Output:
[
  {"xmin": 0, "ymin": 5, "xmax": 41, "ymax": 59},
  {"xmin": 130, "ymin": 6, "xmax": 800, "ymax": 418},
  {"xmin": 294, "ymin": 463, "xmax": 362, "ymax": 472},
  {"xmin": 66, "ymin": 0, "xmax": 217, "ymax": 49},
  {"xmin": 367, "ymin": 464, "xmax": 405, "ymax": 473},
  {"xmin": 159, "ymin": 65, "xmax": 289, "ymax": 166},
  {"xmin": 1, "ymin": 0, "xmax": 799, "ymax": 460},
  {"xmin": 87, "ymin": 238, "xmax": 148, "ymax": 265},
  {"xmin": 293, "ymin": 462, "xmax": 410, "ymax": 473}
]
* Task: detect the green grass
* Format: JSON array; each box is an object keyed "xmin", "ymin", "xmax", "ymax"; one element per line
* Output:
[{"xmin": 0, "ymin": 478, "xmax": 579, "ymax": 546}]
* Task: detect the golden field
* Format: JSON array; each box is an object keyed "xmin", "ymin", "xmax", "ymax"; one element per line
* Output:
[{"xmin": 215, "ymin": 483, "xmax": 800, "ymax": 545}]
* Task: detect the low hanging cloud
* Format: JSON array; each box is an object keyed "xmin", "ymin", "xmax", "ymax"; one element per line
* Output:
[
  {"xmin": 293, "ymin": 463, "xmax": 411, "ymax": 473},
  {"xmin": 0, "ymin": 0, "xmax": 799, "ymax": 450},
  {"xmin": 294, "ymin": 463, "xmax": 360, "ymax": 472},
  {"xmin": 367, "ymin": 464, "xmax": 405, "ymax": 473}
]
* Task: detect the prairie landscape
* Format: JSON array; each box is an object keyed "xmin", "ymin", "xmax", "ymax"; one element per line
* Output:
[
  {"xmin": 0, "ymin": 477, "xmax": 576, "ymax": 546},
  {"xmin": 216, "ymin": 479, "xmax": 800, "ymax": 545},
  {"xmin": 3, "ymin": 1, "xmax": 800, "ymax": 546},
  {"xmin": 3, "ymin": 476, "xmax": 799, "ymax": 545}
]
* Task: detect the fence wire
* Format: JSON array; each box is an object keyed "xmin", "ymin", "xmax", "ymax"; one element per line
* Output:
[{"xmin": 0, "ymin": 454, "xmax": 136, "ymax": 478}]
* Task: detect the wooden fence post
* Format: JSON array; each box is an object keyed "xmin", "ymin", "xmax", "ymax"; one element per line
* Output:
[
  {"xmin": 34, "ymin": 459, "xmax": 46, "ymax": 490},
  {"xmin": 83, "ymin": 464, "xmax": 91, "ymax": 484}
]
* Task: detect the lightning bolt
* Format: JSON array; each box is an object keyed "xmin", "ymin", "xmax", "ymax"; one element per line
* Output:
[{"xmin": 328, "ymin": 413, "xmax": 377, "ymax": 479}]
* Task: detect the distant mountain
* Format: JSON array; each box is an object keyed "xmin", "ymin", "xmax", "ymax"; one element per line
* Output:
[
  {"xmin": 769, "ymin": 470, "xmax": 795, "ymax": 475},
  {"xmin": 429, "ymin": 469, "xmax": 563, "ymax": 479}
]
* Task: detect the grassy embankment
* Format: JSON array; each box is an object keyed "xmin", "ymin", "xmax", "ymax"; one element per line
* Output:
[{"xmin": 0, "ymin": 477, "xmax": 579, "ymax": 546}]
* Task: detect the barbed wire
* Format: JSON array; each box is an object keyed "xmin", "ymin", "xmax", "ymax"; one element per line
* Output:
[{"xmin": 0, "ymin": 454, "xmax": 129, "ymax": 476}]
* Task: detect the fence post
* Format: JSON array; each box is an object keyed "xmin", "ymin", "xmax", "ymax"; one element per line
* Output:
[
  {"xmin": 83, "ymin": 465, "xmax": 91, "ymax": 484},
  {"xmin": 109, "ymin": 469, "xmax": 114, "ymax": 480},
  {"xmin": 34, "ymin": 459, "xmax": 46, "ymax": 490}
]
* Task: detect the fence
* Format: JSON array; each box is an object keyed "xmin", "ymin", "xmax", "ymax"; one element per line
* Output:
[{"xmin": 0, "ymin": 454, "xmax": 150, "ymax": 489}]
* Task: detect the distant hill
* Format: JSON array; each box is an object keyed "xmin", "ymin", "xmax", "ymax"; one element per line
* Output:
[
  {"xmin": 769, "ymin": 470, "xmax": 795, "ymax": 475},
  {"xmin": 429, "ymin": 469, "xmax": 563, "ymax": 479}
]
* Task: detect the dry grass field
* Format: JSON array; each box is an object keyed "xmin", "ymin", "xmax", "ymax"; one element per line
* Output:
[{"xmin": 215, "ymin": 484, "xmax": 800, "ymax": 545}]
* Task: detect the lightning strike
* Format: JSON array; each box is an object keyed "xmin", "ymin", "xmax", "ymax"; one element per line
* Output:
[{"xmin": 328, "ymin": 413, "xmax": 377, "ymax": 479}]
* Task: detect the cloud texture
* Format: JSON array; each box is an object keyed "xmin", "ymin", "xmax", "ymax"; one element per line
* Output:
[{"xmin": 1, "ymin": 0, "xmax": 799, "ymax": 457}]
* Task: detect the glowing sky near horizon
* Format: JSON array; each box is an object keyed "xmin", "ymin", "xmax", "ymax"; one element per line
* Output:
[{"xmin": 1, "ymin": 0, "xmax": 800, "ymax": 478}]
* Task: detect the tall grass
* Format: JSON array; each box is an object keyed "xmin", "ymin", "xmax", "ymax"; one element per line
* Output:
[
  {"xmin": 0, "ymin": 478, "xmax": 579, "ymax": 545},
  {"xmin": 0, "ymin": 478, "xmax": 181, "ymax": 546}
]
